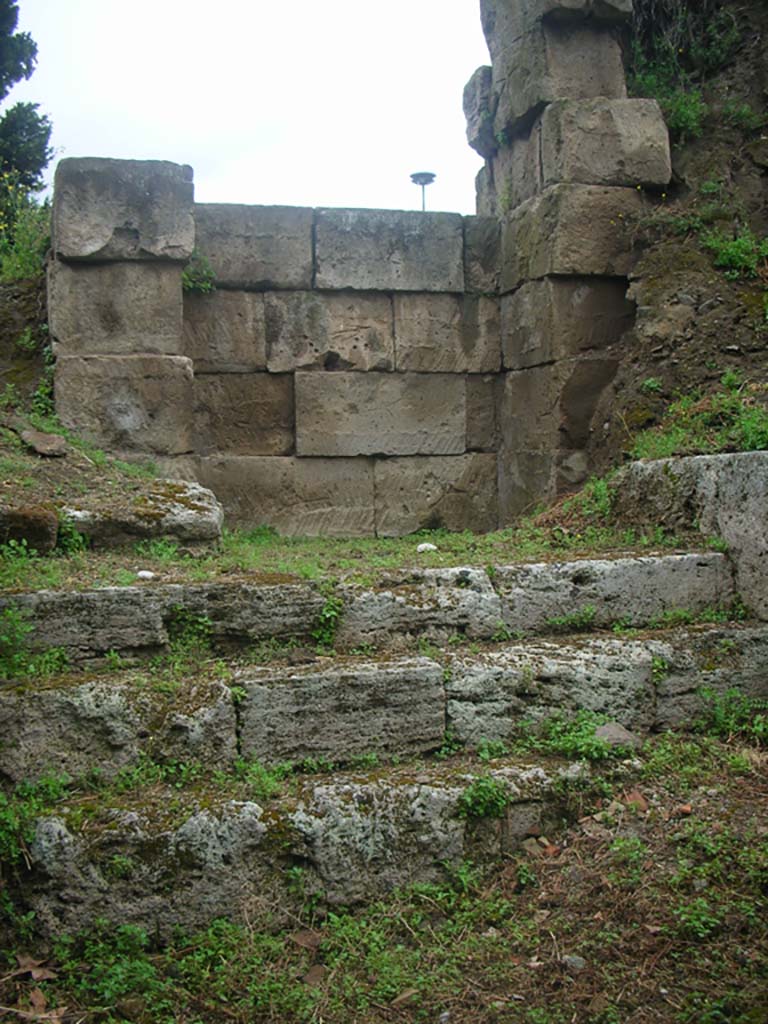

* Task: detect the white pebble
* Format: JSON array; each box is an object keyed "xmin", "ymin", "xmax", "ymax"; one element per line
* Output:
[
  {"xmin": 136, "ymin": 570, "xmax": 156, "ymax": 580},
  {"xmin": 417, "ymin": 542, "xmax": 438, "ymax": 553}
]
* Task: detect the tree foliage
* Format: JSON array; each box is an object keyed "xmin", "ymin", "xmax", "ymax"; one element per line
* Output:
[{"xmin": 0, "ymin": 1, "xmax": 51, "ymax": 189}]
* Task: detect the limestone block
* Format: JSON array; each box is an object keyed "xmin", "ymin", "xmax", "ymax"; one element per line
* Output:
[
  {"xmin": 183, "ymin": 291, "xmax": 266, "ymax": 372},
  {"xmin": 338, "ymin": 567, "xmax": 503, "ymax": 646},
  {"xmin": 494, "ymin": 553, "xmax": 734, "ymax": 634},
  {"xmin": 394, "ymin": 294, "xmax": 500, "ymax": 373},
  {"xmin": 463, "ymin": 66, "xmax": 497, "ymax": 159},
  {"xmin": 315, "ymin": 209, "xmax": 464, "ymax": 292},
  {"xmin": 613, "ymin": 452, "xmax": 768, "ymax": 620},
  {"xmin": 195, "ymin": 455, "xmax": 375, "ymax": 535},
  {"xmin": 194, "ymin": 373, "xmax": 294, "ymax": 456},
  {"xmin": 466, "ymin": 375, "xmax": 501, "ymax": 452},
  {"xmin": 295, "ymin": 372, "xmax": 466, "ymax": 457},
  {"xmin": 194, "ymin": 204, "xmax": 313, "ymax": 289},
  {"xmin": 464, "ymin": 215, "xmax": 501, "ymax": 294},
  {"xmin": 499, "ymin": 363, "xmax": 565, "ymax": 452},
  {"xmin": 541, "ymin": 99, "xmax": 671, "ymax": 189},
  {"xmin": 55, "ymin": 355, "xmax": 194, "ymax": 455},
  {"xmin": 265, "ymin": 291, "xmax": 394, "ymax": 372},
  {"xmin": 481, "ymin": 0, "xmax": 632, "ymax": 61},
  {"xmin": 53, "ymin": 158, "xmax": 194, "ymax": 262},
  {"xmin": 500, "ymin": 185, "xmax": 645, "ymax": 291},
  {"xmin": 493, "ymin": 23, "xmax": 627, "ymax": 134},
  {"xmin": 502, "ymin": 278, "xmax": 635, "ymax": 369},
  {"xmin": 49, "ymin": 261, "xmax": 183, "ymax": 355},
  {"xmin": 237, "ymin": 658, "xmax": 445, "ymax": 763},
  {"xmin": 497, "ymin": 449, "xmax": 556, "ymax": 523},
  {"xmin": 490, "ymin": 120, "xmax": 543, "ymax": 211},
  {"xmin": 374, "ymin": 455, "xmax": 499, "ymax": 536}
]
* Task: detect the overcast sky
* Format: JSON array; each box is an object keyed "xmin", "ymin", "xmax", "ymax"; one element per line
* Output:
[{"xmin": 10, "ymin": 1, "xmax": 489, "ymax": 214}]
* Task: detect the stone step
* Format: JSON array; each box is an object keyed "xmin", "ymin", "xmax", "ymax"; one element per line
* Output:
[
  {"xmin": 1, "ymin": 551, "xmax": 735, "ymax": 663},
  {"xmin": 3, "ymin": 623, "xmax": 766, "ymax": 786}
]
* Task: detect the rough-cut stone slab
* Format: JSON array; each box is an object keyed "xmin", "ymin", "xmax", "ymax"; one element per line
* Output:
[
  {"xmin": 493, "ymin": 23, "xmax": 627, "ymax": 134},
  {"xmin": 494, "ymin": 553, "xmax": 734, "ymax": 633},
  {"xmin": 183, "ymin": 291, "xmax": 266, "ymax": 372},
  {"xmin": 393, "ymin": 294, "xmax": 500, "ymax": 373},
  {"xmin": 238, "ymin": 658, "xmax": 444, "ymax": 763},
  {"xmin": 295, "ymin": 372, "xmax": 466, "ymax": 457},
  {"xmin": 374, "ymin": 455, "xmax": 499, "ymax": 537},
  {"xmin": 497, "ymin": 449, "xmax": 557, "ymax": 522},
  {"xmin": 613, "ymin": 453, "xmax": 768, "ymax": 620},
  {"xmin": 466, "ymin": 375, "xmax": 500, "ymax": 452},
  {"xmin": 62, "ymin": 479, "xmax": 223, "ymax": 547},
  {"xmin": 0, "ymin": 505, "xmax": 59, "ymax": 553},
  {"xmin": 463, "ymin": 66, "xmax": 497, "ymax": 158},
  {"xmin": 502, "ymin": 278, "xmax": 635, "ymax": 369},
  {"xmin": 464, "ymin": 216, "xmax": 501, "ymax": 294},
  {"xmin": 501, "ymin": 185, "xmax": 645, "ymax": 291},
  {"xmin": 481, "ymin": 0, "xmax": 632, "ymax": 59},
  {"xmin": 315, "ymin": 209, "xmax": 464, "ymax": 292},
  {"xmin": 0, "ymin": 582, "xmax": 325, "ymax": 661},
  {"xmin": 541, "ymin": 99, "xmax": 671, "ymax": 189},
  {"xmin": 49, "ymin": 261, "xmax": 183, "ymax": 355},
  {"xmin": 53, "ymin": 158, "xmax": 194, "ymax": 262},
  {"xmin": 195, "ymin": 455, "xmax": 375, "ymax": 535},
  {"xmin": 193, "ymin": 373, "xmax": 294, "ymax": 456},
  {"xmin": 490, "ymin": 120, "xmax": 543, "ymax": 212},
  {"xmin": 338, "ymin": 567, "xmax": 503, "ymax": 646},
  {"xmin": 0, "ymin": 679, "xmax": 235, "ymax": 785},
  {"xmin": 55, "ymin": 355, "xmax": 194, "ymax": 455},
  {"xmin": 194, "ymin": 204, "xmax": 313, "ymax": 289},
  {"xmin": 265, "ymin": 291, "xmax": 394, "ymax": 372}
]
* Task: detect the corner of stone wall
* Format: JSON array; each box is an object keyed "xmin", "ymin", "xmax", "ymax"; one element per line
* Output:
[{"xmin": 465, "ymin": 0, "xmax": 672, "ymax": 523}]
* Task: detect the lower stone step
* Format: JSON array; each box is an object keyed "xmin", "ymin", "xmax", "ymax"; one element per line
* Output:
[{"xmin": 3, "ymin": 624, "xmax": 767, "ymax": 785}]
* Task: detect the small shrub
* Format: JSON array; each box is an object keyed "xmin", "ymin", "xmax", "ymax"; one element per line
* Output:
[
  {"xmin": 701, "ymin": 227, "xmax": 768, "ymax": 280},
  {"xmin": 640, "ymin": 376, "xmax": 663, "ymax": 394},
  {"xmin": 694, "ymin": 688, "xmax": 768, "ymax": 747},
  {"xmin": 182, "ymin": 249, "xmax": 216, "ymax": 294},
  {"xmin": 522, "ymin": 710, "xmax": 622, "ymax": 762},
  {"xmin": 312, "ymin": 589, "xmax": 343, "ymax": 650},
  {"xmin": 546, "ymin": 604, "xmax": 597, "ymax": 634},
  {"xmin": 0, "ymin": 172, "xmax": 50, "ymax": 282},
  {"xmin": 457, "ymin": 775, "xmax": 510, "ymax": 819}
]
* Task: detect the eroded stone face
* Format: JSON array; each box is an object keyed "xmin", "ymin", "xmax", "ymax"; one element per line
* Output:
[
  {"xmin": 183, "ymin": 291, "xmax": 267, "ymax": 372},
  {"xmin": 463, "ymin": 65, "xmax": 497, "ymax": 158},
  {"xmin": 193, "ymin": 373, "xmax": 294, "ymax": 456},
  {"xmin": 53, "ymin": 158, "xmax": 195, "ymax": 262},
  {"xmin": 481, "ymin": 0, "xmax": 632, "ymax": 62},
  {"xmin": 394, "ymin": 294, "xmax": 501, "ymax": 373}
]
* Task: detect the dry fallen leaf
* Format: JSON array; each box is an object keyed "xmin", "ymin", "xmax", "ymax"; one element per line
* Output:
[
  {"xmin": 390, "ymin": 988, "xmax": 419, "ymax": 1008},
  {"xmin": 289, "ymin": 929, "xmax": 323, "ymax": 952}
]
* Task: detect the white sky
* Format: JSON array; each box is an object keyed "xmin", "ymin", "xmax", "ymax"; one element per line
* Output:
[{"xmin": 10, "ymin": 0, "xmax": 489, "ymax": 214}]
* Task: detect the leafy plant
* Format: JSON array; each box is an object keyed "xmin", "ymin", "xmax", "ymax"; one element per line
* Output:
[
  {"xmin": 546, "ymin": 604, "xmax": 597, "ymax": 634},
  {"xmin": 521, "ymin": 710, "xmax": 622, "ymax": 762},
  {"xmin": 457, "ymin": 775, "xmax": 510, "ymax": 819},
  {"xmin": 701, "ymin": 227, "xmax": 768, "ymax": 280},
  {"xmin": 0, "ymin": 773, "xmax": 70, "ymax": 865},
  {"xmin": 311, "ymin": 588, "xmax": 343, "ymax": 650},
  {"xmin": 182, "ymin": 249, "xmax": 216, "ymax": 294},
  {"xmin": 640, "ymin": 376, "xmax": 663, "ymax": 394},
  {"xmin": 694, "ymin": 688, "xmax": 768, "ymax": 747}
]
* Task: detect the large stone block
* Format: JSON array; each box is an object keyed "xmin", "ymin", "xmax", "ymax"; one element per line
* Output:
[
  {"xmin": 194, "ymin": 373, "xmax": 294, "ymax": 456},
  {"xmin": 374, "ymin": 455, "xmax": 499, "ymax": 536},
  {"xmin": 481, "ymin": 0, "xmax": 632, "ymax": 61},
  {"xmin": 463, "ymin": 66, "xmax": 497, "ymax": 159},
  {"xmin": 55, "ymin": 355, "xmax": 193, "ymax": 455},
  {"xmin": 493, "ymin": 23, "xmax": 627, "ymax": 134},
  {"xmin": 490, "ymin": 120, "xmax": 543, "ymax": 212},
  {"xmin": 315, "ymin": 209, "xmax": 464, "ymax": 292},
  {"xmin": 195, "ymin": 455, "xmax": 375, "ymax": 535},
  {"xmin": 295, "ymin": 372, "xmax": 467, "ymax": 457},
  {"xmin": 237, "ymin": 658, "xmax": 445, "ymax": 763},
  {"xmin": 53, "ymin": 158, "xmax": 194, "ymax": 262},
  {"xmin": 265, "ymin": 291, "xmax": 394, "ymax": 372},
  {"xmin": 183, "ymin": 291, "xmax": 266, "ymax": 372},
  {"xmin": 464, "ymin": 215, "xmax": 501, "ymax": 294},
  {"xmin": 541, "ymin": 99, "xmax": 671, "ymax": 189},
  {"xmin": 497, "ymin": 449, "xmax": 556, "ymax": 523},
  {"xmin": 393, "ymin": 294, "xmax": 500, "ymax": 373},
  {"xmin": 466, "ymin": 374, "xmax": 501, "ymax": 452},
  {"xmin": 194, "ymin": 204, "xmax": 313, "ymax": 289},
  {"xmin": 500, "ymin": 185, "xmax": 645, "ymax": 291},
  {"xmin": 49, "ymin": 261, "xmax": 183, "ymax": 356},
  {"xmin": 502, "ymin": 277, "xmax": 635, "ymax": 369}
]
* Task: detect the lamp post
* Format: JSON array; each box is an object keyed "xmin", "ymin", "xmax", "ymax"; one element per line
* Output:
[{"xmin": 410, "ymin": 171, "xmax": 436, "ymax": 211}]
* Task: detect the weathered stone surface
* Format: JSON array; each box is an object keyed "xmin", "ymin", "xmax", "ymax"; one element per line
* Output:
[
  {"xmin": 0, "ymin": 505, "xmax": 58, "ymax": 553},
  {"xmin": 374, "ymin": 455, "xmax": 499, "ymax": 537},
  {"xmin": 183, "ymin": 291, "xmax": 266, "ymax": 372},
  {"xmin": 53, "ymin": 158, "xmax": 194, "ymax": 262},
  {"xmin": 20, "ymin": 430, "xmax": 69, "ymax": 457},
  {"xmin": 195, "ymin": 455, "xmax": 375, "ymax": 535},
  {"xmin": 393, "ymin": 295, "xmax": 500, "ymax": 373},
  {"xmin": 62, "ymin": 479, "xmax": 224, "ymax": 548},
  {"xmin": 466, "ymin": 375, "xmax": 500, "ymax": 452},
  {"xmin": 541, "ymin": 99, "xmax": 671, "ymax": 189},
  {"xmin": 193, "ymin": 373, "xmax": 294, "ymax": 456},
  {"xmin": 501, "ymin": 185, "xmax": 645, "ymax": 291},
  {"xmin": 55, "ymin": 355, "xmax": 194, "ymax": 455},
  {"xmin": 0, "ymin": 581, "xmax": 325, "ymax": 660},
  {"xmin": 49, "ymin": 261, "xmax": 183, "ymax": 355},
  {"xmin": 497, "ymin": 449, "xmax": 556, "ymax": 522},
  {"xmin": 463, "ymin": 65, "xmax": 497, "ymax": 158},
  {"xmin": 265, "ymin": 291, "xmax": 394, "ymax": 372},
  {"xmin": 238, "ymin": 658, "xmax": 444, "ymax": 763},
  {"xmin": 613, "ymin": 453, "xmax": 768, "ymax": 619},
  {"xmin": 464, "ymin": 216, "xmax": 501, "ymax": 294},
  {"xmin": 0, "ymin": 679, "xmax": 236, "ymax": 785},
  {"xmin": 338, "ymin": 567, "xmax": 502, "ymax": 646},
  {"xmin": 489, "ymin": 120, "xmax": 543, "ymax": 211},
  {"xmin": 296, "ymin": 372, "xmax": 466, "ymax": 457},
  {"xmin": 194, "ymin": 204, "xmax": 313, "ymax": 289},
  {"xmin": 315, "ymin": 209, "xmax": 464, "ymax": 292},
  {"xmin": 494, "ymin": 553, "xmax": 734, "ymax": 633},
  {"xmin": 502, "ymin": 277, "xmax": 635, "ymax": 369},
  {"xmin": 493, "ymin": 23, "xmax": 627, "ymax": 133},
  {"xmin": 481, "ymin": 0, "xmax": 632, "ymax": 59}
]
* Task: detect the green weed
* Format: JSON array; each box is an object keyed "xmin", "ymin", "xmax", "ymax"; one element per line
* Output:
[
  {"xmin": 546, "ymin": 604, "xmax": 597, "ymax": 634},
  {"xmin": 519, "ymin": 710, "xmax": 622, "ymax": 762},
  {"xmin": 457, "ymin": 775, "xmax": 510, "ymax": 819},
  {"xmin": 0, "ymin": 773, "xmax": 71, "ymax": 865},
  {"xmin": 311, "ymin": 588, "xmax": 343, "ymax": 651},
  {"xmin": 181, "ymin": 249, "xmax": 216, "ymax": 294},
  {"xmin": 694, "ymin": 688, "xmax": 768, "ymax": 747}
]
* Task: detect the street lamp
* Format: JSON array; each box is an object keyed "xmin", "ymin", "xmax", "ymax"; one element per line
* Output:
[{"xmin": 410, "ymin": 171, "xmax": 436, "ymax": 211}]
